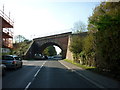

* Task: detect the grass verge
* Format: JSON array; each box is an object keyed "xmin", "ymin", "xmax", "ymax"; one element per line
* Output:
[
  {"xmin": 64, "ymin": 59, "xmax": 95, "ymax": 70},
  {"xmin": 64, "ymin": 59, "xmax": 120, "ymax": 81}
]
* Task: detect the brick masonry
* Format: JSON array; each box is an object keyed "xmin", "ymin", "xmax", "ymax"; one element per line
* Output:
[{"xmin": 24, "ymin": 32, "xmax": 87, "ymax": 60}]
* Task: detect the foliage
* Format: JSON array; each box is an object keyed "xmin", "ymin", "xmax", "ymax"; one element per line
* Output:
[
  {"xmin": 70, "ymin": 36, "xmax": 83, "ymax": 62},
  {"xmin": 70, "ymin": 35, "xmax": 90, "ymax": 64},
  {"xmin": 64, "ymin": 59, "xmax": 95, "ymax": 69},
  {"xmin": 12, "ymin": 40, "xmax": 32, "ymax": 56},
  {"xmin": 14, "ymin": 35, "xmax": 28, "ymax": 43},
  {"xmin": 43, "ymin": 45, "xmax": 57, "ymax": 56},
  {"xmin": 70, "ymin": 2, "xmax": 120, "ymax": 77},
  {"xmin": 70, "ymin": 33, "xmax": 96, "ymax": 66},
  {"xmin": 72, "ymin": 20, "xmax": 86, "ymax": 33},
  {"xmin": 88, "ymin": 2, "xmax": 120, "ymax": 75},
  {"xmin": 83, "ymin": 34, "xmax": 95, "ymax": 55},
  {"xmin": 70, "ymin": 36, "xmax": 83, "ymax": 54}
]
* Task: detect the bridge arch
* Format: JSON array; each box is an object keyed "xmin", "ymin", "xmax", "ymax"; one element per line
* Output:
[
  {"xmin": 39, "ymin": 41, "xmax": 63, "ymax": 53},
  {"xmin": 24, "ymin": 32, "xmax": 72, "ymax": 59},
  {"xmin": 35, "ymin": 41, "xmax": 64, "ymax": 58}
]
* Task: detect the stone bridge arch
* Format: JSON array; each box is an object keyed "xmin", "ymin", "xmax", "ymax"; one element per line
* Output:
[
  {"xmin": 34, "ymin": 40, "xmax": 65, "ymax": 58},
  {"xmin": 24, "ymin": 32, "xmax": 72, "ymax": 59}
]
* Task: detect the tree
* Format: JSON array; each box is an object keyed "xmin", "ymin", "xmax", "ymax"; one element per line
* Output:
[
  {"xmin": 43, "ymin": 45, "xmax": 57, "ymax": 56},
  {"xmin": 12, "ymin": 39, "xmax": 31, "ymax": 57},
  {"xmin": 72, "ymin": 20, "xmax": 86, "ymax": 33},
  {"xmin": 70, "ymin": 36, "xmax": 83, "ymax": 54},
  {"xmin": 88, "ymin": 1, "xmax": 120, "ymax": 74},
  {"xmin": 70, "ymin": 36, "xmax": 84, "ymax": 62},
  {"xmin": 82, "ymin": 33, "xmax": 96, "ymax": 66},
  {"xmin": 14, "ymin": 35, "xmax": 27, "ymax": 43}
]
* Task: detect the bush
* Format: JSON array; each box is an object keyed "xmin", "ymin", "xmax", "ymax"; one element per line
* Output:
[{"xmin": 88, "ymin": 2, "xmax": 120, "ymax": 75}]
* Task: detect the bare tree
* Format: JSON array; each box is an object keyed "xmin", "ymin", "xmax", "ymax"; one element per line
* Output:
[
  {"xmin": 14, "ymin": 35, "xmax": 26, "ymax": 43},
  {"xmin": 72, "ymin": 20, "xmax": 86, "ymax": 33}
]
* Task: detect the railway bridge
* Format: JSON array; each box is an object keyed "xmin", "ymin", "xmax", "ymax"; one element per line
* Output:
[{"xmin": 24, "ymin": 32, "xmax": 87, "ymax": 60}]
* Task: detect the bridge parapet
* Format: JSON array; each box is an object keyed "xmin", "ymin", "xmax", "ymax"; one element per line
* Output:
[{"xmin": 33, "ymin": 32, "xmax": 72, "ymax": 41}]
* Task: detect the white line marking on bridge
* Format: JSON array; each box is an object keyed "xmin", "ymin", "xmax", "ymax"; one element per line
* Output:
[
  {"xmin": 59, "ymin": 60, "xmax": 105, "ymax": 88},
  {"xmin": 24, "ymin": 61, "xmax": 47, "ymax": 90}
]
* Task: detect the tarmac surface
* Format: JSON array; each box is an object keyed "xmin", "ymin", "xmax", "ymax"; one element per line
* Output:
[{"xmin": 2, "ymin": 59, "xmax": 120, "ymax": 89}]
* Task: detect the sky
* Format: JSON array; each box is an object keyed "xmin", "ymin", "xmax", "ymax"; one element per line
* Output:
[
  {"xmin": 0, "ymin": 0, "xmax": 102, "ymax": 39},
  {"xmin": 0, "ymin": 0, "xmax": 103, "ymax": 54}
]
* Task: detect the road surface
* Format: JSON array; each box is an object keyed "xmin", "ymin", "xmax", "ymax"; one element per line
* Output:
[{"xmin": 3, "ymin": 60, "xmax": 98, "ymax": 89}]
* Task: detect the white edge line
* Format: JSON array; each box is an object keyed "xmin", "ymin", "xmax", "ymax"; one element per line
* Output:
[
  {"xmin": 24, "ymin": 61, "xmax": 47, "ymax": 90},
  {"xmin": 59, "ymin": 61, "xmax": 71, "ymax": 69},
  {"xmin": 25, "ymin": 82, "xmax": 31, "ymax": 90},
  {"xmin": 74, "ymin": 71, "xmax": 105, "ymax": 88},
  {"xmin": 59, "ymin": 60, "xmax": 105, "ymax": 88}
]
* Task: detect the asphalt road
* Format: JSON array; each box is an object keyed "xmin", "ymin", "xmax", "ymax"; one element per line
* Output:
[{"xmin": 2, "ymin": 60, "xmax": 98, "ymax": 89}]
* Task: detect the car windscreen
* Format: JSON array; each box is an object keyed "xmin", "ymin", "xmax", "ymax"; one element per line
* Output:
[{"xmin": 2, "ymin": 56, "xmax": 14, "ymax": 60}]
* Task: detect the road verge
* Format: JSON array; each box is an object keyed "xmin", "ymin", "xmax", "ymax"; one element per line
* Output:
[{"xmin": 59, "ymin": 60, "xmax": 120, "ymax": 88}]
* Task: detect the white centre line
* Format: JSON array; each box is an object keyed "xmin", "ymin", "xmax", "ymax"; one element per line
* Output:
[
  {"xmin": 34, "ymin": 69, "xmax": 40, "ymax": 77},
  {"xmin": 24, "ymin": 61, "xmax": 47, "ymax": 90},
  {"xmin": 34, "ymin": 61, "xmax": 46, "ymax": 78}
]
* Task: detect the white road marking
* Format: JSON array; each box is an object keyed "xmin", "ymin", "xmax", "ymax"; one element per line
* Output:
[
  {"xmin": 24, "ymin": 61, "xmax": 47, "ymax": 90},
  {"xmin": 24, "ymin": 82, "xmax": 31, "ymax": 90},
  {"xmin": 59, "ymin": 60, "xmax": 105, "ymax": 88},
  {"xmin": 59, "ymin": 61, "xmax": 71, "ymax": 69},
  {"xmin": 34, "ymin": 61, "xmax": 46, "ymax": 78},
  {"xmin": 74, "ymin": 71, "xmax": 105, "ymax": 88},
  {"xmin": 34, "ymin": 69, "xmax": 40, "ymax": 77}
]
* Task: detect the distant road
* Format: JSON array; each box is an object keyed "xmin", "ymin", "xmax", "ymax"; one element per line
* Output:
[{"xmin": 3, "ymin": 60, "xmax": 97, "ymax": 89}]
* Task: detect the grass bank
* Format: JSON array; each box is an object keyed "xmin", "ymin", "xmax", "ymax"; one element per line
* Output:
[{"xmin": 64, "ymin": 59, "xmax": 95, "ymax": 70}]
